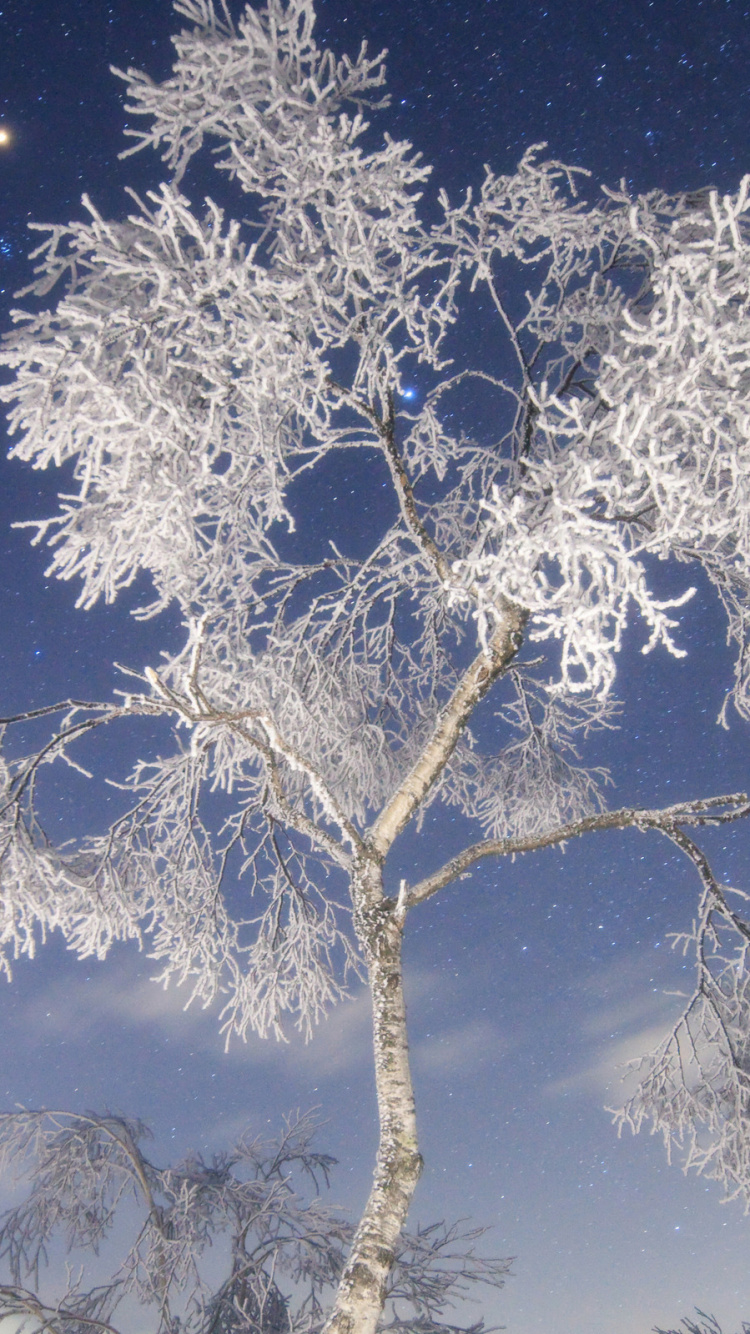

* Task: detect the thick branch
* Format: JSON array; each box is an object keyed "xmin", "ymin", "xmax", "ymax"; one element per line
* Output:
[
  {"xmin": 368, "ymin": 607, "xmax": 528, "ymax": 859},
  {"xmin": 250, "ymin": 744, "xmax": 354, "ymax": 870},
  {"xmin": 657, "ymin": 823, "xmax": 750, "ymax": 945},
  {"xmin": 0, "ymin": 699, "xmax": 140, "ymax": 725},
  {"xmin": 325, "ymin": 377, "xmax": 451, "ymax": 584},
  {"xmin": 326, "ymin": 382, "xmax": 531, "ymax": 861},
  {"xmin": 378, "ymin": 388, "xmax": 453, "ymax": 585},
  {"xmin": 405, "ymin": 792, "xmax": 750, "ymax": 907}
]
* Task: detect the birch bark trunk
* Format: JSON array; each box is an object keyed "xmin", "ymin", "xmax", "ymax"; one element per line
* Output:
[
  {"xmin": 321, "ymin": 857, "xmax": 420, "ymax": 1334},
  {"xmin": 322, "ymin": 608, "xmax": 527, "ymax": 1334}
]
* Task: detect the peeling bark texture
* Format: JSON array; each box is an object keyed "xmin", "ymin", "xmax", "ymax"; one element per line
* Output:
[{"xmin": 322, "ymin": 859, "xmax": 421, "ymax": 1334}]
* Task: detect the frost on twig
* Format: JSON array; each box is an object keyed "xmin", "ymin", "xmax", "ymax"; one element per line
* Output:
[
  {"xmin": 612, "ymin": 836, "xmax": 750, "ymax": 1209},
  {"xmin": 430, "ymin": 672, "xmax": 615, "ymax": 840},
  {"xmin": 654, "ymin": 1313, "xmax": 750, "ymax": 1334},
  {"xmin": 0, "ymin": 1109, "xmax": 510, "ymax": 1334}
]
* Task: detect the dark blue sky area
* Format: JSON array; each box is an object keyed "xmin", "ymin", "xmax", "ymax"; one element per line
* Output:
[{"xmin": 1, "ymin": 3, "xmax": 750, "ymax": 1333}]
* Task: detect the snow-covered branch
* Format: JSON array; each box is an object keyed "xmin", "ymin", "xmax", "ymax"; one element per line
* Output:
[
  {"xmin": 0, "ymin": 1109, "xmax": 510, "ymax": 1334},
  {"xmin": 404, "ymin": 793, "xmax": 750, "ymax": 909}
]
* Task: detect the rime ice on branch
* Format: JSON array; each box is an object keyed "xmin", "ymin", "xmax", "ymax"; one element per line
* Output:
[
  {"xmin": 2, "ymin": 0, "xmax": 750, "ymax": 1330},
  {"xmin": 0, "ymin": 1108, "xmax": 511, "ymax": 1334}
]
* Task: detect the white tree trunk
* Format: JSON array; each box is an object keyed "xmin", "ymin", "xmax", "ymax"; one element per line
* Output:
[
  {"xmin": 322, "ymin": 611, "xmax": 527, "ymax": 1334},
  {"xmin": 321, "ymin": 858, "xmax": 421, "ymax": 1334}
]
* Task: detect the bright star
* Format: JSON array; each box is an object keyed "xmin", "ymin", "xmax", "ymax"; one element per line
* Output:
[{"xmin": 0, "ymin": 128, "xmax": 11, "ymax": 147}]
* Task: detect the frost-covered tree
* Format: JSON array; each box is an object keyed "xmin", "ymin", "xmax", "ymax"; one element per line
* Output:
[
  {"xmin": 0, "ymin": 1108, "xmax": 509, "ymax": 1334},
  {"xmin": 654, "ymin": 1314, "xmax": 750, "ymax": 1334},
  {"xmin": 2, "ymin": 0, "xmax": 750, "ymax": 1330}
]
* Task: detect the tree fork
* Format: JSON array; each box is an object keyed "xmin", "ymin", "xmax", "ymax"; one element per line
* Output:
[{"xmin": 369, "ymin": 601, "xmax": 528, "ymax": 859}]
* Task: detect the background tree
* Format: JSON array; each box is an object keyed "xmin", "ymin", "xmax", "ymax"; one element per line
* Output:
[
  {"xmin": 0, "ymin": 1108, "xmax": 510, "ymax": 1334},
  {"xmin": 654, "ymin": 1315, "xmax": 750, "ymax": 1334},
  {"xmin": 2, "ymin": 0, "xmax": 750, "ymax": 1330}
]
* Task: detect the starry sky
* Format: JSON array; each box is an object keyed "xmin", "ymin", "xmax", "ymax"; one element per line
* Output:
[{"xmin": 2, "ymin": 2, "xmax": 750, "ymax": 1332}]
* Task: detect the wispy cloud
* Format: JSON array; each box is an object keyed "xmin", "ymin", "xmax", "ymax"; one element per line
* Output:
[
  {"xmin": 545, "ymin": 1021, "xmax": 674, "ymax": 1101},
  {"xmin": 7, "ymin": 947, "xmax": 377, "ymax": 1075},
  {"xmin": 542, "ymin": 946, "xmax": 687, "ymax": 1102},
  {"xmin": 413, "ymin": 1017, "xmax": 511, "ymax": 1076},
  {"xmin": 6, "ymin": 943, "xmax": 523, "ymax": 1111}
]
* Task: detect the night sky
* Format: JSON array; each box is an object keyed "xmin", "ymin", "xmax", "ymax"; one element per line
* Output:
[{"xmin": 2, "ymin": 1, "xmax": 750, "ymax": 1332}]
